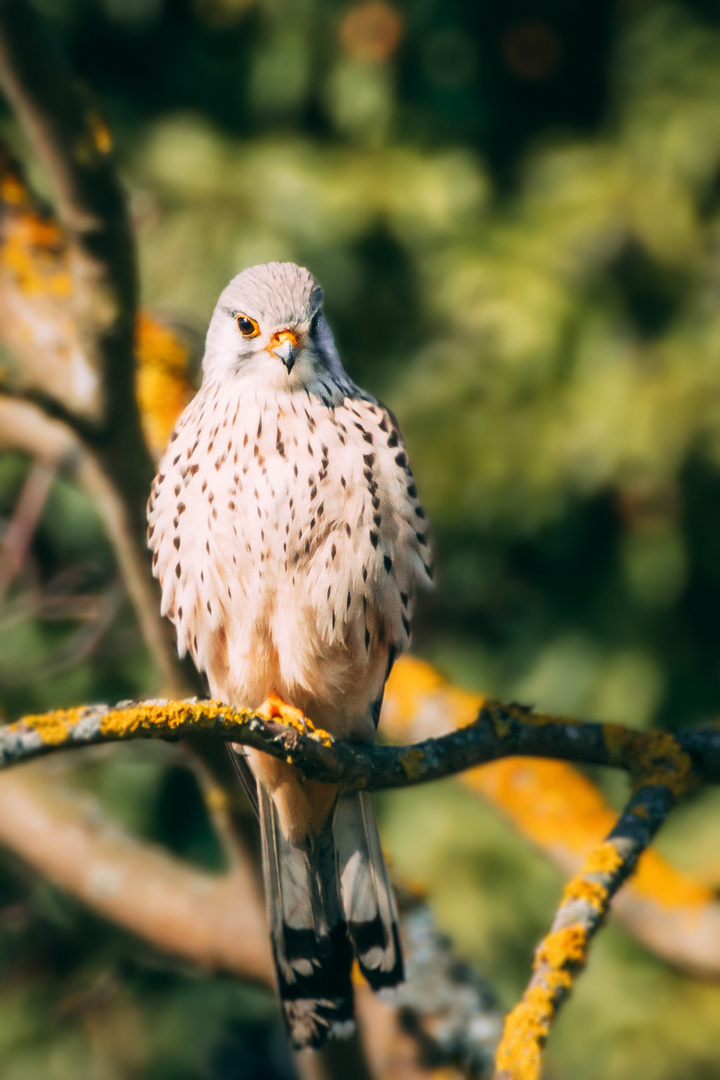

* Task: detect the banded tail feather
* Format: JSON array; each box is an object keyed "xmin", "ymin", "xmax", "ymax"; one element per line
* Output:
[
  {"xmin": 334, "ymin": 791, "xmax": 404, "ymax": 990},
  {"xmin": 255, "ymin": 778, "xmax": 403, "ymax": 1048}
]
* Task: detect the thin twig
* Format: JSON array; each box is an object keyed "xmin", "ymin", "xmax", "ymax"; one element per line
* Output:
[
  {"xmin": 0, "ymin": 395, "xmax": 192, "ymax": 694},
  {"xmin": 0, "ymin": 579, "xmax": 124, "ymax": 686},
  {"xmin": 0, "ymin": 459, "xmax": 55, "ymax": 605}
]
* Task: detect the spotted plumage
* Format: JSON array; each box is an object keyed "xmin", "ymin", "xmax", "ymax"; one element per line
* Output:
[{"xmin": 148, "ymin": 261, "xmax": 432, "ymax": 1048}]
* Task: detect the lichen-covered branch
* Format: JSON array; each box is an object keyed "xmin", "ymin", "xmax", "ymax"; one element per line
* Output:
[
  {"xmin": 492, "ymin": 781, "xmax": 683, "ymax": 1080},
  {"xmin": 384, "ymin": 658, "xmax": 720, "ymax": 979},
  {"xmin": 0, "ymin": 693, "xmax": 711, "ymax": 793}
]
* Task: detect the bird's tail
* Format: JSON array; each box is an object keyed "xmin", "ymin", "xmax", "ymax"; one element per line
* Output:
[
  {"xmin": 333, "ymin": 790, "xmax": 404, "ymax": 991},
  {"xmin": 258, "ymin": 786, "xmax": 403, "ymax": 1049}
]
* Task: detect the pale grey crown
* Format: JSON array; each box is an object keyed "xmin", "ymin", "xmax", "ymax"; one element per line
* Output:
[{"xmin": 220, "ymin": 261, "xmax": 324, "ymax": 328}]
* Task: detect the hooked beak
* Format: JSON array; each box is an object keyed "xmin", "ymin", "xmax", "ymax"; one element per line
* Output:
[{"xmin": 268, "ymin": 329, "xmax": 300, "ymax": 374}]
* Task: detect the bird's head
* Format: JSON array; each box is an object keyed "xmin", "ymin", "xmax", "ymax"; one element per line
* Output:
[{"xmin": 201, "ymin": 261, "xmax": 342, "ymax": 391}]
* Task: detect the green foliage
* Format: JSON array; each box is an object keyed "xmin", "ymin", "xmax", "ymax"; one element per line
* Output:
[{"xmin": 4, "ymin": 1, "xmax": 720, "ymax": 1076}]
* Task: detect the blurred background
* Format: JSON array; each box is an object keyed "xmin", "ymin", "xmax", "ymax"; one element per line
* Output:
[{"xmin": 3, "ymin": 0, "xmax": 720, "ymax": 1076}]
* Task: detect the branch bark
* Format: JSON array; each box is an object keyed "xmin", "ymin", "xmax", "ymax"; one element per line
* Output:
[
  {"xmin": 0, "ymin": 0, "xmax": 136, "ymax": 428},
  {"xmin": 0, "ymin": 694, "xmax": 706, "ymax": 791},
  {"xmin": 0, "ymin": 764, "xmax": 271, "ymax": 982},
  {"xmin": 383, "ymin": 658, "xmax": 720, "ymax": 979},
  {"xmin": 492, "ymin": 782, "xmax": 681, "ymax": 1080}
]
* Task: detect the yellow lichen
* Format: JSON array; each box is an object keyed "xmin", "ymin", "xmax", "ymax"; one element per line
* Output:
[
  {"xmin": 22, "ymin": 707, "xmax": 84, "ymax": 745},
  {"xmin": 561, "ymin": 877, "xmax": 608, "ymax": 910},
  {"xmin": 495, "ymin": 926, "xmax": 588, "ymax": 1079},
  {"xmin": 97, "ymin": 700, "xmax": 241, "ymax": 740},
  {"xmin": 582, "ymin": 840, "xmax": 624, "ymax": 877},
  {"xmin": 604, "ymin": 725, "xmax": 694, "ymax": 796},
  {"xmin": 491, "ymin": 711, "xmax": 512, "ymax": 739},
  {"xmin": 557, "ymin": 842, "xmax": 624, "ymax": 911},
  {"xmin": 536, "ymin": 926, "xmax": 588, "ymax": 971},
  {"xmin": 494, "ymin": 986, "xmax": 552, "ymax": 1080}
]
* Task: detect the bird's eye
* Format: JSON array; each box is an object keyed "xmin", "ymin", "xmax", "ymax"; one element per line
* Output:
[{"xmin": 236, "ymin": 314, "xmax": 260, "ymax": 338}]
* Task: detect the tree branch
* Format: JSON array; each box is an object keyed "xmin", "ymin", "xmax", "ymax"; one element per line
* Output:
[
  {"xmin": 0, "ymin": 0, "xmax": 137, "ymax": 427},
  {"xmin": 0, "ymin": 695, "xmax": 707, "ymax": 792},
  {"xmin": 492, "ymin": 782, "xmax": 680, "ymax": 1080},
  {"xmin": 0, "ymin": 15, "xmax": 165, "ymax": 668},
  {"xmin": 0, "ymin": 765, "xmax": 272, "ymax": 983},
  {"xmin": 383, "ymin": 658, "xmax": 720, "ymax": 978}
]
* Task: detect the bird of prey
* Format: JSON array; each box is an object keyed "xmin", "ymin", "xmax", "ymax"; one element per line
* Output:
[{"xmin": 147, "ymin": 261, "xmax": 433, "ymax": 1048}]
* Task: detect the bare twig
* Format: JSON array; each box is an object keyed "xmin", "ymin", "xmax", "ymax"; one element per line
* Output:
[
  {"xmin": 0, "ymin": 459, "xmax": 55, "ymax": 604},
  {"xmin": 0, "ymin": 395, "xmax": 190, "ymax": 693},
  {"xmin": 0, "ymin": 579, "xmax": 124, "ymax": 685},
  {"xmin": 0, "ymin": 17, "xmax": 174, "ymax": 697}
]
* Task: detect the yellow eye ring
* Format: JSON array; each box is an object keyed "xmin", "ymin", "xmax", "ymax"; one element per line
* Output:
[{"xmin": 236, "ymin": 313, "xmax": 260, "ymax": 338}]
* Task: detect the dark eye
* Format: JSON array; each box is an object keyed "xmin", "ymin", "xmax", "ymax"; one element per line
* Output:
[{"xmin": 236, "ymin": 314, "xmax": 260, "ymax": 338}]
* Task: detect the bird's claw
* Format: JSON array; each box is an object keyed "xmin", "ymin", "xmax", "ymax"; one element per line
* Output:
[
  {"xmin": 258, "ymin": 693, "xmax": 310, "ymax": 730},
  {"xmin": 257, "ymin": 694, "xmax": 332, "ymax": 745}
]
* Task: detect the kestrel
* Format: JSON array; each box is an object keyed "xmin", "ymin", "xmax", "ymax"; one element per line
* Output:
[{"xmin": 147, "ymin": 262, "xmax": 433, "ymax": 1048}]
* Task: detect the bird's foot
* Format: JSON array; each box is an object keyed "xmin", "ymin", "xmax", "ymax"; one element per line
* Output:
[
  {"xmin": 258, "ymin": 693, "xmax": 307, "ymax": 727},
  {"xmin": 257, "ymin": 694, "xmax": 332, "ymax": 746}
]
